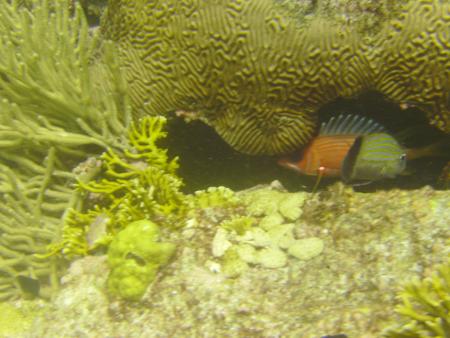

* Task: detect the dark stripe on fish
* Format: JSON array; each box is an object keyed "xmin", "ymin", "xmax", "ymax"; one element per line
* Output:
[{"xmin": 342, "ymin": 135, "xmax": 362, "ymax": 182}]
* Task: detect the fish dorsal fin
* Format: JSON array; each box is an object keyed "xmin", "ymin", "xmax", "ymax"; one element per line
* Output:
[{"xmin": 320, "ymin": 114, "xmax": 386, "ymax": 136}]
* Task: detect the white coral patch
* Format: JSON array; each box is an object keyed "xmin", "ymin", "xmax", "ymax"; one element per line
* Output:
[
  {"xmin": 288, "ymin": 237, "xmax": 324, "ymax": 260},
  {"xmin": 256, "ymin": 247, "xmax": 287, "ymax": 268}
]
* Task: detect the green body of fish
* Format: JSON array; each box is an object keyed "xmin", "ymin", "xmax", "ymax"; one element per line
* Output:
[{"xmin": 342, "ymin": 133, "xmax": 407, "ymax": 183}]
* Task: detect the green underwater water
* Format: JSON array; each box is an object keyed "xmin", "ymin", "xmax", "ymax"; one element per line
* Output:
[{"xmin": 0, "ymin": 1, "xmax": 449, "ymax": 337}]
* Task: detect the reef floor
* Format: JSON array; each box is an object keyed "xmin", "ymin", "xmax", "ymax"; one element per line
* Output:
[{"xmin": 1, "ymin": 183, "xmax": 448, "ymax": 338}]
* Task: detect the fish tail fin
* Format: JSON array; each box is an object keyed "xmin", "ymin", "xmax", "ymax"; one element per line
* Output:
[{"xmin": 406, "ymin": 137, "xmax": 450, "ymax": 160}]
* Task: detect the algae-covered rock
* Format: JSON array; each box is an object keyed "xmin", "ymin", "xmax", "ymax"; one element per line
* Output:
[
  {"xmin": 9, "ymin": 185, "xmax": 450, "ymax": 337},
  {"xmin": 0, "ymin": 302, "xmax": 34, "ymax": 336},
  {"xmin": 222, "ymin": 247, "xmax": 249, "ymax": 278},
  {"xmin": 107, "ymin": 220, "xmax": 176, "ymax": 301}
]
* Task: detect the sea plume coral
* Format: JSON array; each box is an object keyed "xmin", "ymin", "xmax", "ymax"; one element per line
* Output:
[{"xmin": 0, "ymin": 0, "xmax": 131, "ymax": 299}]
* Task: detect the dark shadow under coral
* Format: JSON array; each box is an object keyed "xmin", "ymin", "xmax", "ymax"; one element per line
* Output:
[{"xmin": 164, "ymin": 91, "xmax": 449, "ymax": 193}]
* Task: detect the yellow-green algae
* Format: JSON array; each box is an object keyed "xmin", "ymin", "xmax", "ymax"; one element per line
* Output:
[
  {"xmin": 107, "ymin": 219, "xmax": 176, "ymax": 301},
  {"xmin": 103, "ymin": 0, "xmax": 449, "ymax": 155},
  {"xmin": 48, "ymin": 116, "xmax": 186, "ymax": 259},
  {"xmin": 0, "ymin": 302, "xmax": 36, "ymax": 336},
  {"xmin": 383, "ymin": 259, "xmax": 450, "ymax": 338}
]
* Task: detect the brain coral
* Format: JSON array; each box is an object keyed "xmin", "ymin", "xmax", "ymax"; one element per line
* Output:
[
  {"xmin": 372, "ymin": 0, "xmax": 450, "ymax": 132},
  {"xmin": 104, "ymin": 0, "xmax": 449, "ymax": 155}
]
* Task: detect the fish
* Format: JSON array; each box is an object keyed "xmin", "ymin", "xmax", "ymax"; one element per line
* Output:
[
  {"xmin": 278, "ymin": 114, "xmax": 386, "ymax": 178},
  {"xmin": 279, "ymin": 114, "xmax": 449, "ymax": 185},
  {"xmin": 342, "ymin": 132, "xmax": 449, "ymax": 183},
  {"xmin": 341, "ymin": 132, "xmax": 407, "ymax": 183}
]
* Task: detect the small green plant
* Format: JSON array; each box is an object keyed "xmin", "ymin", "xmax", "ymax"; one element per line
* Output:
[{"xmin": 383, "ymin": 260, "xmax": 450, "ymax": 338}]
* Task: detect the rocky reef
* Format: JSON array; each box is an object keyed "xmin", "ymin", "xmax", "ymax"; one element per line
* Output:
[
  {"xmin": 104, "ymin": 0, "xmax": 449, "ymax": 155},
  {"xmin": 0, "ymin": 2, "xmax": 448, "ymax": 337},
  {"xmin": 2, "ymin": 183, "xmax": 448, "ymax": 337}
]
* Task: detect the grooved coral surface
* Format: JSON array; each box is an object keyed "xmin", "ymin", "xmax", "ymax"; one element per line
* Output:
[
  {"xmin": 104, "ymin": 0, "xmax": 449, "ymax": 155},
  {"xmin": 372, "ymin": 0, "xmax": 450, "ymax": 132},
  {"xmin": 104, "ymin": 0, "xmax": 370, "ymax": 154}
]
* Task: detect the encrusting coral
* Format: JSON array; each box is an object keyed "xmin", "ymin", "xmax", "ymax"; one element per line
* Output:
[
  {"xmin": 103, "ymin": 0, "xmax": 449, "ymax": 155},
  {"xmin": 210, "ymin": 185, "xmax": 324, "ymax": 276},
  {"xmin": 0, "ymin": 0, "xmax": 132, "ymax": 299}
]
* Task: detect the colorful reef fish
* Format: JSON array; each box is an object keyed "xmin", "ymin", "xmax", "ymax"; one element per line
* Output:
[{"xmin": 278, "ymin": 114, "xmax": 447, "ymax": 185}]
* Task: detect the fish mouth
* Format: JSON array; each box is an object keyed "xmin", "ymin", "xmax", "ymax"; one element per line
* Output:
[{"xmin": 277, "ymin": 157, "xmax": 302, "ymax": 173}]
